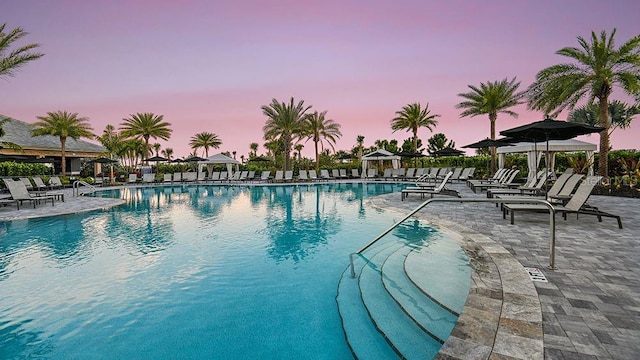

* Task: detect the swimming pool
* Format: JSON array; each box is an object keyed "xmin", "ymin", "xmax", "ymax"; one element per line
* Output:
[{"xmin": 0, "ymin": 183, "xmax": 469, "ymax": 359}]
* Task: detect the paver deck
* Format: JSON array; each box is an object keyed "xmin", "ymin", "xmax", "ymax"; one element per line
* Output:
[{"xmin": 0, "ymin": 182, "xmax": 637, "ymax": 359}]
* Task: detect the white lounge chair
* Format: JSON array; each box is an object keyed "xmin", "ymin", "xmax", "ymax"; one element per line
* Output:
[
  {"xmin": 3, "ymin": 178, "xmax": 56, "ymax": 209},
  {"xmin": 401, "ymin": 172, "xmax": 460, "ymax": 200}
]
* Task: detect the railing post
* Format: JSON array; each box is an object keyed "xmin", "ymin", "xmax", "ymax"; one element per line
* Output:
[{"xmin": 548, "ymin": 210, "xmax": 557, "ymax": 270}]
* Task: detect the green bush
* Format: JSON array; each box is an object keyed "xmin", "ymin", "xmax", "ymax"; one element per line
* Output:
[{"xmin": 0, "ymin": 162, "xmax": 53, "ymax": 176}]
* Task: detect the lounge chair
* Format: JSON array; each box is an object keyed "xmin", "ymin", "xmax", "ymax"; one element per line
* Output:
[
  {"xmin": 298, "ymin": 170, "xmax": 309, "ymax": 181},
  {"xmin": 494, "ymin": 173, "xmax": 582, "ymax": 208},
  {"xmin": 209, "ymin": 172, "xmax": 221, "ymax": 182},
  {"xmin": 163, "ymin": 173, "xmax": 173, "ymax": 183},
  {"xmin": 447, "ymin": 168, "xmax": 463, "ymax": 182},
  {"xmin": 309, "ymin": 170, "xmax": 319, "ymax": 181},
  {"xmin": 471, "ymin": 169, "xmax": 520, "ymax": 193},
  {"xmin": 487, "ymin": 170, "xmax": 547, "ymax": 198},
  {"xmin": 366, "ymin": 169, "xmax": 378, "ymax": 179},
  {"xmin": 284, "ymin": 170, "xmax": 293, "ymax": 182},
  {"xmin": 401, "ymin": 171, "xmax": 460, "ymax": 200},
  {"xmin": 260, "ymin": 171, "xmax": 271, "ymax": 182},
  {"xmin": 3, "ymin": 178, "xmax": 56, "ymax": 209},
  {"xmin": 32, "ymin": 176, "xmax": 50, "ymax": 191},
  {"xmin": 197, "ymin": 172, "xmax": 207, "ymax": 182},
  {"xmin": 502, "ymin": 176, "xmax": 622, "ymax": 228},
  {"xmin": 405, "ymin": 168, "xmax": 416, "ymax": 179},
  {"xmin": 467, "ymin": 168, "xmax": 506, "ymax": 188},
  {"xmin": 219, "ymin": 171, "xmax": 228, "ymax": 182},
  {"xmin": 414, "ymin": 168, "xmax": 426, "ymax": 178},
  {"xmin": 339, "ymin": 169, "xmax": 348, "ymax": 179},
  {"xmin": 274, "ymin": 170, "xmax": 284, "ymax": 182},
  {"xmin": 351, "ymin": 169, "xmax": 360, "ymax": 178},
  {"xmin": 173, "ymin": 172, "xmax": 182, "ymax": 183},
  {"xmin": 247, "ymin": 170, "xmax": 255, "ymax": 181},
  {"xmin": 19, "ymin": 177, "xmax": 34, "ymax": 191},
  {"xmin": 142, "ymin": 173, "xmax": 155, "ymax": 183},
  {"xmin": 49, "ymin": 176, "xmax": 64, "ymax": 189},
  {"xmin": 332, "ymin": 169, "xmax": 341, "ymax": 179},
  {"xmin": 457, "ymin": 167, "xmax": 475, "ymax": 182},
  {"xmin": 129, "ymin": 174, "xmax": 138, "ymax": 183},
  {"xmin": 320, "ymin": 169, "xmax": 333, "ymax": 180}
]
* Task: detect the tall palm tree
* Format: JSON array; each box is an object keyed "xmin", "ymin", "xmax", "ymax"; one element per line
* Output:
[
  {"xmin": 161, "ymin": 147, "xmax": 173, "ymax": 161},
  {"xmin": 356, "ymin": 135, "xmax": 365, "ymax": 160},
  {"xmin": 189, "ymin": 132, "xmax": 222, "ymax": 157},
  {"xmin": 0, "ymin": 23, "xmax": 44, "ymax": 79},
  {"xmin": 303, "ymin": 110, "xmax": 342, "ymax": 169},
  {"xmin": 527, "ymin": 29, "xmax": 640, "ymax": 176},
  {"xmin": 120, "ymin": 112, "xmax": 172, "ymax": 163},
  {"xmin": 568, "ymin": 100, "xmax": 639, "ymax": 137},
  {"xmin": 249, "ymin": 142, "xmax": 259, "ymax": 157},
  {"xmin": 391, "ymin": 102, "xmax": 439, "ymax": 166},
  {"xmin": 96, "ymin": 124, "xmax": 124, "ymax": 182},
  {"xmin": 152, "ymin": 143, "xmax": 161, "ymax": 157},
  {"xmin": 456, "ymin": 77, "xmax": 525, "ymax": 174},
  {"xmin": 262, "ymin": 97, "xmax": 312, "ymax": 171},
  {"xmin": 32, "ymin": 110, "xmax": 94, "ymax": 176}
]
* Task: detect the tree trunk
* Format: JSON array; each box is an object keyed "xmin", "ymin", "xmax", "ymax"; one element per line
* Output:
[
  {"xmin": 60, "ymin": 137, "xmax": 67, "ymax": 176},
  {"xmin": 489, "ymin": 114, "xmax": 497, "ymax": 175},
  {"xmin": 315, "ymin": 138, "xmax": 319, "ymax": 171},
  {"xmin": 413, "ymin": 128, "xmax": 419, "ymax": 167},
  {"xmin": 284, "ymin": 134, "xmax": 291, "ymax": 171},
  {"xmin": 598, "ymin": 97, "xmax": 610, "ymax": 177}
]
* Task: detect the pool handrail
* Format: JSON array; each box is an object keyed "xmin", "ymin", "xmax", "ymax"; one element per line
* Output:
[
  {"xmin": 73, "ymin": 180, "xmax": 96, "ymax": 196},
  {"xmin": 350, "ymin": 197, "xmax": 558, "ymax": 278}
]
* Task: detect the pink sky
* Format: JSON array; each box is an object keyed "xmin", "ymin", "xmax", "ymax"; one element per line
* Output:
[{"xmin": 2, "ymin": 0, "xmax": 639, "ymax": 159}]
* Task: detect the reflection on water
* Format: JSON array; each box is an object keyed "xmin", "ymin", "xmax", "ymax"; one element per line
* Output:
[{"xmin": 0, "ymin": 182, "xmax": 410, "ymax": 359}]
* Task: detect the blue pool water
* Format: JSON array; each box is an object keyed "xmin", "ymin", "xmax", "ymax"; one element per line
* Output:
[{"xmin": 0, "ymin": 183, "xmax": 466, "ymax": 359}]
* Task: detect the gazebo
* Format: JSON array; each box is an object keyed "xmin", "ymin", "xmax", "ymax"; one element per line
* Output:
[
  {"xmin": 497, "ymin": 139, "xmax": 597, "ymax": 182},
  {"xmin": 361, "ymin": 149, "xmax": 401, "ymax": 178},
  {"xmin": 198, "ymin": 153, "xmax": 240, "ymax": 179}
]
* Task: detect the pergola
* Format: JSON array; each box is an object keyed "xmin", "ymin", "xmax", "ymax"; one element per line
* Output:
[
  {"xmin": 361, "ymin": 149, "xmax": 400, "ymax": 178},
  {"xmin": 497, "ymin": 139, "xmax": 597, "ymax": 182},
  {"xmin": 198, "ymin": 153, "xmax": 240, "ymax": 178}
]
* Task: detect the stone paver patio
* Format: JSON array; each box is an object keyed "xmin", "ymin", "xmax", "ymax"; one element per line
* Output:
[{"xmin": 0, "ymin": 182, "xmax": 637, "ymax": 359}]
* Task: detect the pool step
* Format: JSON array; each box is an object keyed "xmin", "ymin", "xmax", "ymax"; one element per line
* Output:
[{"xmin": 337, "ymin": 235, "xmax": 468, "ymax": 360}]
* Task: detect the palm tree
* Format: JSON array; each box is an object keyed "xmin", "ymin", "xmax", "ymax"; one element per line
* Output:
[
  {"xmin": 303, "ymin": 110, "xmax": 342, "ymax": 169},
  {"xmin": 152, "ymin": 143, "xmax": 161, "ymax": 157},
  {"xmin": 356, "ymin": 135, "xmax": 365, "ymax": 160},
  {"xmin": 527, "ymin": 29, "xmax": 640, "ymax": 176},
  {"xmin": 262, "ymin": 97, "xmax": 312, "ymax": 171},
  {"xmin": 189, "ymin": 132, "xmax": 221, "ymax": 157},
  {"xmin": 569, "ymin": 100, "xmax": 639, "ymax": 138},
  {"xmin": 161, "ymin": 148, "xmax": 173, "ymax": 161},
  {"xmin": 32, "ymin": 110, "xmax": 94, "ymax": 176},
  {"xmin": 96, "ymin": 124, "xmax": 124, "ymax": 182},
  {"xmin": 120, "ymin": 112, "xmax": 172, "ymax": 162},
  {"xmin": 0, "ymin": 23, "xmax": 44, "ymax": 79},
  {"xmin": 391, "ymin": 102, "xmax": 439, "ymax": 166},
  {"xmin": 294, "ymin": 144, "xmax": 304, "ymax": 162},
  {"xmin": 456, "ymin": 77, "xmax": 525, "ymax": 174},
  {"xmin": 249, "ymin": 142, "xmax": 259, "ymax": 157}
]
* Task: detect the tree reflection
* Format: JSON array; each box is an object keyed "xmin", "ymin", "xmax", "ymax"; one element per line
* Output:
[{"xmin": 264, "ymin": 186, "xmax": 342, "ymax": 262}]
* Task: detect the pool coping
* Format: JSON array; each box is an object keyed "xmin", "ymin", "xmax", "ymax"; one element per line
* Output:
[{"xmin": 370, "ymin": 198, "xmax": 544, "ymax": 360}]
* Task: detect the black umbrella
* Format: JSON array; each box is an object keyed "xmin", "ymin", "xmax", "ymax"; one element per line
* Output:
[
  {"xmin": 184, "ymin": 156, "xmax": 207, "ymax": 162},
  {"xmin": 86, "ymin": 157, "xmax": 118, "ymax": 164},
  {"xmin": 144, "ymin": 156, "xmax": 168, "ymax": 162},
  {"xmin": 462, "ymin": 137, "xmax": 514, "ymax": 149},
  {"xmin": 500, "ymin": 116, "xmax": 604, "ymax": 188},
  {"xmin": 395, "ymin": 151, "xmax": 425, "ymax": 158},
  {"xmin": 431, "ymin": 147, "xmax": 465, "ymax": 157}
]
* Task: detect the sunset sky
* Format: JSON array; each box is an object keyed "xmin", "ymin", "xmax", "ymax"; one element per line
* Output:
[{"xmin": 2, "ymin": 0, "xmax": 639, "ymax": 159}]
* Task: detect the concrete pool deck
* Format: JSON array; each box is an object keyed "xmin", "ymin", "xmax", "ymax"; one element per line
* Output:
[{"xmin": 0, "ymin": 182, "xmax": 638, "ymax": 359}]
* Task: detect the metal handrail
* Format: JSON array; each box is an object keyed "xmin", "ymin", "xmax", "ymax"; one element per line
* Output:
[
  {"xmin": 349, "ymin": 198, "xmax": 557, "ymax": 278},
  {"xmin": 73, "ymin": 180, "xmax": 96, "ymax": 196}
]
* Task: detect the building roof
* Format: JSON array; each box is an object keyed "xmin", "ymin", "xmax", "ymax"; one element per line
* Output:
[{"xmin": 0, "ymin": 114, "xmax": 105, "ymax": 153}]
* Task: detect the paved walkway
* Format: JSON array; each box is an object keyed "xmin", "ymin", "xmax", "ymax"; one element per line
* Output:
[
  {"xmin": 376, "ymin": 183, "xmax": 639, "ymax": 360},
  {"xmin": 0, "ymin": 182, "xmax": 638, "ymax": 359}
]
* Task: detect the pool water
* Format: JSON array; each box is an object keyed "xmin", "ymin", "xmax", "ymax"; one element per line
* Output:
[{"xmin": 0, "ymin": 183, "xmax": 464, "ymax": 359}]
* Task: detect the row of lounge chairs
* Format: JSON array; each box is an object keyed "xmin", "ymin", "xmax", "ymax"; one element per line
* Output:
[
  {"xmin": 1, "ymin": 178, "xmax": 65, "ymax": 210},
  {"xmin": 474, "ymin": 168, "xmax": 623, "ymax": 228}
]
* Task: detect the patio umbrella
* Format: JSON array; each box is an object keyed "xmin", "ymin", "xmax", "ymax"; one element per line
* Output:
[
  {"xmin": 144, "ymin": 156, "xmax": 168, "ymax": 162},
  {"xmin": 249, "ymin": 156, "xmax": 272, "ymax": 162},
  {"xmin": 86, "ymin": 157, "xmax": 118, "ymax": 184},
  {"xmin": 462, "ymin": 137, "xmax": 514, "ymax": 149},
  {"xmin": 500, "ymin": 116, "xmax": 604, "ymax": 188},
  {"xmin": 431, "ymin": 147, "xmax": 465, "ymax": 157},
  {"xmin": 184, "ymin": 156, "xmax": 207, "ymax": 162},
  {"xmin": 462, "ymin": 138, "xmax": 514, "ymax": 176}
]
